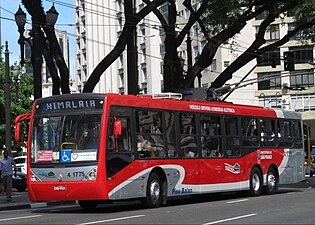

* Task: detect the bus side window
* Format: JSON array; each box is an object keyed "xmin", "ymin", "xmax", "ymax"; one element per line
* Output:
[
  {"xmin": 136, "ymin": 110, "xmax": 165, "ymax": 158},
  {"xmin": 225, "ymin": 117, "xmax": 240, "ymax": 157},
  {"xmin": 107, "ymin": 117, "xmax": 132, "ymax": 152},
  {"xmin": 165, "ymin": 112, "xmax": 177, "ymax": 158},
  {"xmin": 180, "ymin": 113, "xmax": 198, "ymax": 158},
  {"xmin": 260, "ymin": 119, "xmax": 276, "ymax": 147},
  {"xmin": 242, "ymin": 118, "xmax": 259, "ymax": 147},
  {"xmin": 278, "ymin": 120, "xmax": 292, "ymax": 147},
  {"xmin": 200, "ymin": 115, "xmax": 222, "ymax": 158}
]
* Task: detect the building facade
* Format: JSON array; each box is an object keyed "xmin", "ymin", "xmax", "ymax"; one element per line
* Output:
[
  {"xmin": 74, "ymin": 0, "xmax": 257, "ymax": 102},
  {"xmin": 253, "ymin": 10, "xmax": 315, "ymax": 142}
]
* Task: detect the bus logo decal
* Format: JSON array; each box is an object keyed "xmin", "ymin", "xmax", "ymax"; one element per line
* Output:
[
  {"xmin": 225, "ymin": 163, "xmax": 240, "ymax": 174},
  {"xmin": 53, "ymin": 185, "xmax": 67, "ymax": 191}
]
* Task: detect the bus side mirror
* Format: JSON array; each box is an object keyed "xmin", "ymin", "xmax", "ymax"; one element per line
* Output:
[
  {"xmin": 114, "ymin": 120, "xmax": 122, "ymax": 136},
  {"xmin": 15, "ymin": 123, "xmax": 21, "ymax": 143},
  {"xmin": 14, "ymin": 113, "xmax": 31, "ymax": 144}
]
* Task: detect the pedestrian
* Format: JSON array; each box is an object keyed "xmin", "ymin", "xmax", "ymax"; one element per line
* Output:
[{"xmin": 0, "ymin": 149, "xmax": 16, "ymax": 202}]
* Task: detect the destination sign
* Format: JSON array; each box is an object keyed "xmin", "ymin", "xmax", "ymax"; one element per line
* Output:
[{"xmin": 37, "ymin": 99, "xmax": 104, "ymax": 113}]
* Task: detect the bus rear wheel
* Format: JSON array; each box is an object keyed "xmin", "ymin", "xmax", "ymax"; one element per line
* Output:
[
  {"xmin": 249, "ymin": 167, "xmax": 262, "ymax": 196},
  {"xmin": 78, "ymin": 200, "xmax": 98, "ymax": 210},
  {"xmin": 263, "ymin": 167, "xmax": 278, "ymax": 195},
  {"xmin": 143, "ymin": 172, "xmax": 163, "ymax": 208}
]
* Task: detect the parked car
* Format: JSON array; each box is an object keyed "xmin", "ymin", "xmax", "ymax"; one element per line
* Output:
[
  {"xmin": 13, "ymin": 156, "xmax": 27, "ymax": 174},
  {"xmin": 13, "ymin": 156, "xmax": 27, "ymax": 192},
  {"xmin": 12, "ymin": 171, "xmax": 27, "ymax": 192}
]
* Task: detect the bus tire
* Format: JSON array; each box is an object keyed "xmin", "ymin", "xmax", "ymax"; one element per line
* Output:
[
  {"xmin": 249, "ymin": 167, "xmax": 262, "ymax": 196},
  {"xmin": 263, "ymin": 167, "xmax": 278, "ymax": 195},
  {"xmin": 144, "ymin": 172, "xmax": 163, "ymax": 208},
  {"xmin": 78, "ymin": 200, "xmax": 98, "ymax": 210}
]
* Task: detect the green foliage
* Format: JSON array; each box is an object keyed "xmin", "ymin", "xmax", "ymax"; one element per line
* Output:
[
  {"xmin": 201, "ymin": 0, "xmax": 247, "ymax": 35},
  {"xmin": 294, "ymin": 0, "xmax": 315, "ymax": 41},
  {"xmin": 0, "ymin": 61, "xmax": 33, "ymax": 154}
]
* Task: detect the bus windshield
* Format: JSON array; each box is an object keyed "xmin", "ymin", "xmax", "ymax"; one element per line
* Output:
[{"xmin": 31, "ymin": 113, "xmax": 102, "ymax": 163}]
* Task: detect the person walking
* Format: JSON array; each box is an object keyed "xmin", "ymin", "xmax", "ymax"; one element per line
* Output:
[{"xmin": 0, "ymin": 149, "xmax": 16, "ymax": 202}]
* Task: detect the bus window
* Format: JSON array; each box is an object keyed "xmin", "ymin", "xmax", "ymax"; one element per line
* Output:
[
  {"xmin": 165, "ymin": 112, "xmax": 177, "ymax": 158},
  {"xmin": 108, "ymin": 117, "xmax": 131, "ymax": 152},
  {"xmin": 136, "ymin": 110, "xmax": 165, "ymax": 158},
  {"xmin": 107, "ymin": 108, "xmax": 134, "ymax": 178},
  {"xmin": 200, "ymin": 115, "xmax": 222, "ymax": 157},
  {"xmin": 278, "ymin": 120, "xmax": 293, "ymax": 147},
  {"xmin": 225, "ymin": 117, "xmax": 240, "ymax": 157},
  {"xmin": 260, "ymin": 119, "xmax": 276, "ymax": 147},
  {"xmin": 31, "ymin": 113, "xmax": 102, "ymax": 163},
  {"xmin": 292, "ymin": 121, "xmax": 303, "ymax": 148},
  {"xmin": 242, "ymin": 118, "xmax": 259, "ymax": 147},
  {"xmin": 180, "ymin": 113, "xmax": 197, "ymax": 158}
]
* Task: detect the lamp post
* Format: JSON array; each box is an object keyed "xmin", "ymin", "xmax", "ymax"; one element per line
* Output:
[
  {"xmin": 3, "ymin": 43, "xmax": 21, "ymax": 156},
  {"xmin": 4, "ymin": 42, "xmax": 11, "ymax": 154},
  {"xmin": 14, "ymin": 4, "xmax": 59, "ymax": 100}
]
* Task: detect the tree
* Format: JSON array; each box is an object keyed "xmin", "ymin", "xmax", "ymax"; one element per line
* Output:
[
  {"xmin": 83, "ymin": 0, "xmax": 315, "ymax": 94},
  {"xmin": 21, "ymin": 0, "xmax": 70, "ymax": 96},
  {"xmin": 0, "ymin": 58, "xmax": 33, "ymax": 153}
]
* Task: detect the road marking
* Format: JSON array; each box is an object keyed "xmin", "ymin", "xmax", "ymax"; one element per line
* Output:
[
  {"xmin": 226, "ymin": 198, "xmax": 249, "ymax": 204},
  {"xmin": 0, "ymin": 215, "xmax": 42, "ymax": 222},
  {"xmin": 202, "ymin": 213, "xmax": 257, "ymax": 225},
  {"xmin": 76, "ymin": 215, "xmax": 146, "ymax": 225}
]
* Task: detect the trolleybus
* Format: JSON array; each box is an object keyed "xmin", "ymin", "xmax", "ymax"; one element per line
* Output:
[{"xmin": 16, "ymin": 93, "xmax": 305, "ymax": 209}]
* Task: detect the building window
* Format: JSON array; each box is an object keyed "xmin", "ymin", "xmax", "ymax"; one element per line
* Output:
[
  {"xmin": 290, "ymin": 70, "xmax": 314, "ymax": 88},
  {"xmin": 193, "ymin": 24, "xmax": 199, "ymax": 36},
  {"xmin": 291, "ymin": 94, "xmax": 315, "ymax": 111},
  {"xmin": 160, "ymin": 43, "xmax": 166, "ymax": 54},
  {"xmin": 257, "ymin": 50, "xmax": 280, "ymax": 67},
  {"xmin": 269, "ymin": 24, "xmax": 280, "ymax": 41},
  {"xmin": 194, "ymin": 46, "xmax": 199, "ymax": 58},
  {"xmin": 288, "ymin": 23, "xmax": 305, "ymax": 40},
  {"xmin": 212, "ymin": 59, "xmax": 217, "ymax": 71},
  {"xmin": 159, "ymin": 3, "xmax": 168, "ymax": 14},
  {"xmin": 257, "ymin": 72, "xmax": 281, "ymax": 90},
  {"xmin": 259, "ymin": 95, "xmax": 282, "ymax": 108},
  {"xmin": 289, "ymin": 46, "xmax": 313, "ymax": 63}
]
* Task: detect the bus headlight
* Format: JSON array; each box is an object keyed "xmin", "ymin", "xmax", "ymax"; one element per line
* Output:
[
  {"xmin": 84, "ymin": 167, "xmax": 97, "ymax": 180},
  {"xmin": 30, "ymin": 171, "xmax": 42, "ymax": 182}
]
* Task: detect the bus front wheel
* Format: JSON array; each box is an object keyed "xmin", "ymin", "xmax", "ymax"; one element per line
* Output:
[
  {"xmin": 249, "ymin": 167, "xmax": 262, "ymax": 196},
  {"xmin": 143, "ymin": 172, "xmax": 163, "ymax": 208},
  {"xmin": 78, "ymin": 200, "xmax": 98, "ymax": 210}
]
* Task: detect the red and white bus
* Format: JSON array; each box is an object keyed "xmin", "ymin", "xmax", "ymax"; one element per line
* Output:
[{"xmin": 17, "ymin": 93, "xmax": 305, "ymax": 209}]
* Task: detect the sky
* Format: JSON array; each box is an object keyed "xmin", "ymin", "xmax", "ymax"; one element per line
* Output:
[{"xmin": 0, "ymin": 0, "xmax": 76, "ymax": 77}]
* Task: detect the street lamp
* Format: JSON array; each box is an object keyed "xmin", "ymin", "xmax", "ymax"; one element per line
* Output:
[
  {"xmin": 12, "ymin": 66, "xmax": 21, "ymax": 93},
  {"xmin": 14, "ymin": 5, "xmax": 27, "ymax": 67},
  {"xmin": 14, "ymin": 4, "xmax": 59, "ymax": 100},
  {"xmin": 46, "ymin": 4, "xmax": 59, "ymax": 26}
]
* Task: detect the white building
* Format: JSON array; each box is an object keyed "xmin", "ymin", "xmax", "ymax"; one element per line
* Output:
[
  {"xmin": 75, "ymin": 0, "xmax": 257, "ymax": 101},
  {"xmin": 253, "ymin": 10, "xmax": 315, "ymax": 142},
  {"xmin": 75, "ymin": 0, "xmax": 162, "ymax": 94}
]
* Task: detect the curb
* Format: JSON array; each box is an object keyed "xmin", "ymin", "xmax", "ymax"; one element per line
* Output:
[{"xmin": 0, "ymin": 201, "xmax": 77, "ymax": 211}]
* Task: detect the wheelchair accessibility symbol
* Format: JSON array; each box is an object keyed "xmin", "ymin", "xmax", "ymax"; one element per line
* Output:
[{"xmin": 60, "ymin": 150, "xmax": 72, "ymax": 163}]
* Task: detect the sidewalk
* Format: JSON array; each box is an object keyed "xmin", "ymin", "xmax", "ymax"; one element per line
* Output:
[{"xmin": 0, "ymin": 190, "xmax": 31, "ymax": 211}]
